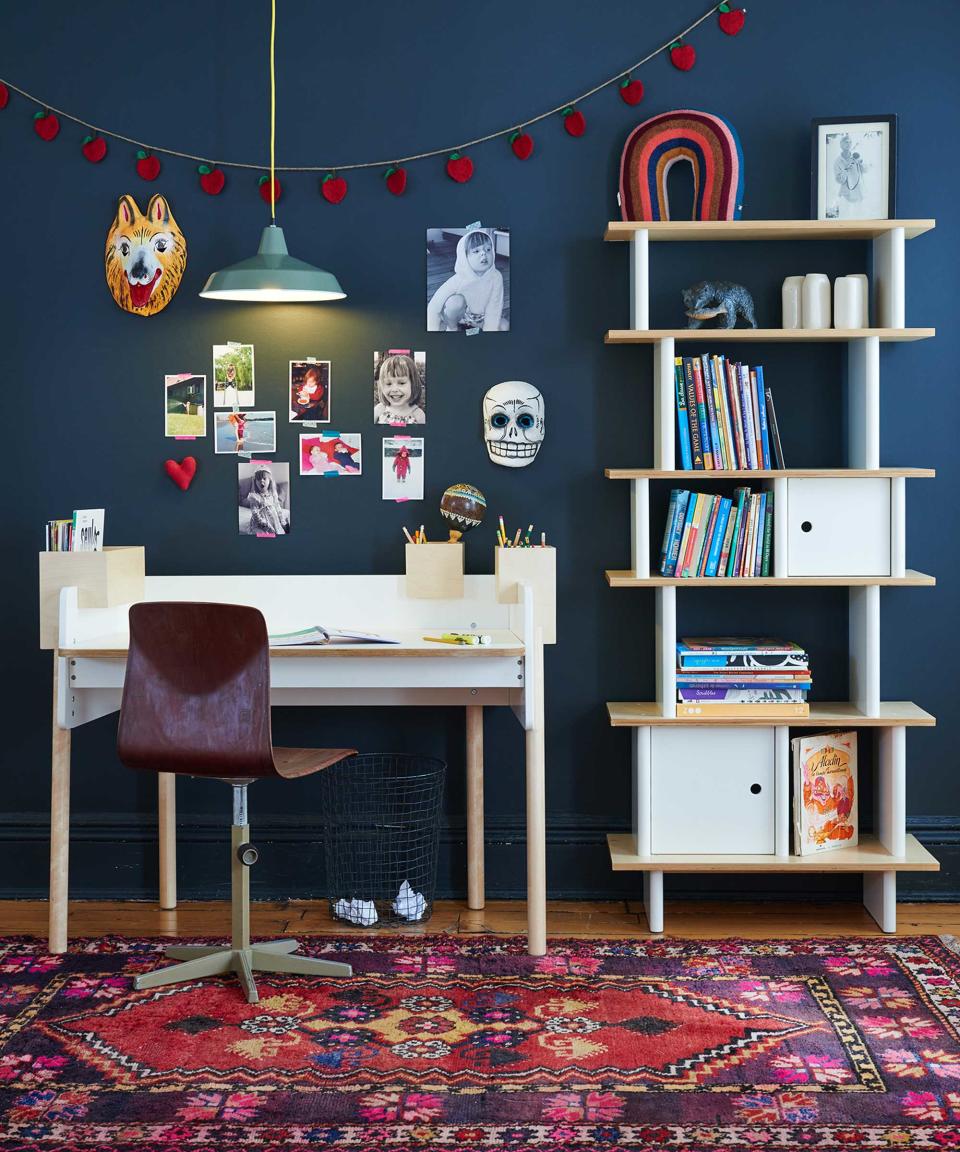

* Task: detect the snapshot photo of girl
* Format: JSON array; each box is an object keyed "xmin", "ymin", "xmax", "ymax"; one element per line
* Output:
[
  {"xmin": 382, "ymin": 437, "xmax": 424, "ymax": 501},
  {"xmin": 214, "ymin": 410, "xmax": 277, "ymax": 455},
  {"xmin": 299, "ymin": 433, "xmax": 362, "ymax": 476},
  {"xmin": 373, "ymin": 351, "xmax": 426, "ymax": 424},
  {"xmin": 238, "ymin": 461, "xmax": 290, "ymax": 536},
  {"xmin": 213, "ymin": 344, "xmax": 255, "ymax": 407},
  {"xmin": 164, "ymin": 374, "xmax": 206, "ymax": 438},
  {"xmin": 426, "ymin": 226, "xmax": 509, "ymax": 332},
  {"xmin": 289, "ymin": 360, "xmax": 331, "ymax": 423}
]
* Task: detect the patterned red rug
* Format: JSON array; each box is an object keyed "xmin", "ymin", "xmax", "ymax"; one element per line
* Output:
[{"xmin": 3, "ymin": 934, "xmax": 960, "ymax": 1150}]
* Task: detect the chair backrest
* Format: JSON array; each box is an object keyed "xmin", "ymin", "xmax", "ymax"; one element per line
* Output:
[{"xmin": 117, "ymin": 601, "xmax": 277, "ymax": 779}]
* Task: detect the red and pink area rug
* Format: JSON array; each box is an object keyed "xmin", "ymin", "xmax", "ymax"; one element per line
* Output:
[{"xmin": 3, "ymin": 934, "xmax": 960, "ymax": 1150}]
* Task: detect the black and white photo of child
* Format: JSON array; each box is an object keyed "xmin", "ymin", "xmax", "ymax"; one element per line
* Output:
[
  {"xmin": 382, "ymin": 437, "xmax": 424, "ymax": 501},
  {"xmin": 373, "ymin": 351, "xmax": 426, "ymax": 424},
  {"xmin": 238, "ymin": 461, "xmax": 290, "ymax": 536},
  {"xmin": 426, "ymin": 227, "xmax": 509, "ymax": 332},
  {"xmin": 289, "ymin": 360, "xmax": 331, "ymax": 422}
]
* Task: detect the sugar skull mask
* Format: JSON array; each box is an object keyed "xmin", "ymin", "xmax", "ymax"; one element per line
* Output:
[{"xmin": 482, "ymin": 381, "xmax": 545, "ymax": 467}]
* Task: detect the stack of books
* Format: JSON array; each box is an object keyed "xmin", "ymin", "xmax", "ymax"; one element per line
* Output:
[
  {"xmin": 660, "ymin": 487, "xmax": 773, "ymax": 578},
  {"xmin": 675, "ymin": 354, "xmax": 784, "ymax": 470},
  {"xmin": 676, "ymin": 637, "xmax": 812, "ymax": 718},
  {"xmin": 44, "ymin": 509, "xmax": 104, "ymax": 552}
]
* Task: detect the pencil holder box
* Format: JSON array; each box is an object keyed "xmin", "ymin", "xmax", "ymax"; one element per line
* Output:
[
  {"xmin": 405, "ymin": 542, "xmax": 464, "ymax": 599},
  {"xmin": 39, "ymin": 546, "xmax": 145, "ymax": 649},
  {"xmin": 495, "ymin": 546, "xmax": 556, "ymax": 644}
]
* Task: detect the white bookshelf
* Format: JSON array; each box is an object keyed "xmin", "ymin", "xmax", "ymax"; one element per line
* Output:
[{"xmin": 603, "ymin": 219, "xmax": 939, "ymax": 933}]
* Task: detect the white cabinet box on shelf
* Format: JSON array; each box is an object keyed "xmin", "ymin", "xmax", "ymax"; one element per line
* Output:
[
  {"xmin": 650, "ymin": 727, "xmax": 776, "ymax": 854},
  {"xmin": 786, "ymin": 478, "xmax": 896, "ymax": 577}
]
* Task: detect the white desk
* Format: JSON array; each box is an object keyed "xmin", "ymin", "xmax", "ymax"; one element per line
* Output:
[{"xmin": 48, "ymin": 574, "xmax": 548, "ymax": 955}]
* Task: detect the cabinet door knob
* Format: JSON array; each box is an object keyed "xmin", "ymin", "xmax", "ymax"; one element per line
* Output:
[
  {"xmin": 801, "ymin": 520, "xmax": 813, "ymax": 533},
  {"xmin": 750, "ymin": 783, "xmax": 762, "ymax": 795}
]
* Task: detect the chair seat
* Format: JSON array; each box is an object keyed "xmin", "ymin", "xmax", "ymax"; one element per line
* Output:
[{"xmin": 272, "ymin": 747, "xmax": 357, "ymax": 779}]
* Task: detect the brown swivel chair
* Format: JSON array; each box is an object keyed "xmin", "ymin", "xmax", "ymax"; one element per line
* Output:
[{"xmin": 117, "ymin": 601, "xmax": 357, "ymax": 1003}]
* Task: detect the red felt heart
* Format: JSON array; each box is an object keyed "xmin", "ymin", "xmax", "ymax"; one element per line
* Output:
[
  {"xmin": 199, "ymin": 165, "xmax": 225, "ymax": 195},
  {"xmin": 670, "ymin": 43, "xmax": 696, "ymax": 71},
  {"xmin": 33, "ymin": 112, "xmax": 59, "ymax": 141},
  {"xmin": 511, "ymin": 132, "xmax": 534, "ymax": 160},
  {"xmin": 719, "ymin": 7, "xmax": 745, "ymax": 34},
  {"xmin": 446, "ymin": 154, "xmax": 473, "ymax": 183},
  {"xmin": 563, "ymin": 108, "xmax": 586, "ymax": 137},
  {"xmin": 164, "ymin": 456, "xmax": 197, "ymax": 491},
  {"xmin": 82, "ymin": 135, "xmax": 107, "ymax": 163},
  {"xmin": 385, "ymin": 166, "xmax": 407, "ymax": 195},
  {"xmin": 321, "ymin": 174, "xmax": 348, "ymax": 203},
  {"xmin": 619, "ymin": 79, "xmax": 645, "ymax": 106}
]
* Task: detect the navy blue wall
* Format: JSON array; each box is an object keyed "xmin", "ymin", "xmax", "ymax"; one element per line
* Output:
[{"xmin": 2, "ymin": 0, "xmax": 958, "ymax": 903}]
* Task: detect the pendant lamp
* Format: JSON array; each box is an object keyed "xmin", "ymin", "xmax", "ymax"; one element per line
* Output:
[{"xmin": 200, "ymin": 0, "xmax": 345, "ymax": 303}]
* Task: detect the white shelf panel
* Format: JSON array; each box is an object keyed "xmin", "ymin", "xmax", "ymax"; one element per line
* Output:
[
  {"xmin": 607, "ymin": 701, "xmax": 936, "ymax": 728},
  {"xmin": 604, "ymin": 219, "xmax": 936, "ymax": 242}
]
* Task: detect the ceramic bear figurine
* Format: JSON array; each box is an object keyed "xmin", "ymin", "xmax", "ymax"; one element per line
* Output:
[{"xmin": 682, "ymin": 280, "xmax": 757, "ymax": 329}]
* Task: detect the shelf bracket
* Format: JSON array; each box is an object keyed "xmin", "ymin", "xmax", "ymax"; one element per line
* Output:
[{"xmin": 629, "ymin": 228, "xmax": 649, "ymax": 330}]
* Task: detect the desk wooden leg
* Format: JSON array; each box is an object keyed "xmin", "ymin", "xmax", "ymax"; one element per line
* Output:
[
  {"xmin": 525, "ymin": 719, "xmax": 547, "ymax": 956},
  {"xmin": 49, "ymin": 652, "xmax": 71, "ymax": 955},
  {"xmin": 466, "ymin": 705, "xmax": 485, "ymax": 910},
  {"xmin": 158, "ymin": 774, "xmax": 177, "ymax": 910}
]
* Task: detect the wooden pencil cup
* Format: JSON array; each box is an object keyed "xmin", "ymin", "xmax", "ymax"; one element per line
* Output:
[
  {"xmin": 405, "ymin": 542, "xmax": 465, "ymax": 599},
  {"xmin": 495, "ymin": 546, "xmax": 556, "ymax": 644},
  {"xmin": 39, "ymin": 546, "xmax": 145, "ymax": 649}
]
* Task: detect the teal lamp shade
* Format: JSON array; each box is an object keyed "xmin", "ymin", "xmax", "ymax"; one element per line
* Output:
[{"xmin": 200, "ymin": 225, "xmax": 345, "ymax": 302}]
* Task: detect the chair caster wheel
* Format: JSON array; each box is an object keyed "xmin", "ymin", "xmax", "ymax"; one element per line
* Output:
[{"xmin": 237, "ymin": 843, "xmax": 259, "ymax": 867}]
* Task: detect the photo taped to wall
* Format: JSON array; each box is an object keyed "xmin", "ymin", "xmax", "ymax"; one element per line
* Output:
[
  {"xmin": 213, "ymin": 343, "xmax": 255, "ymax": 407},
  {"xmin": 373, "ymin": 351, "xmax": 426, "ymax": 424},
  {"xmin": 164, "ymin": 374, "xmax": 206, "ymax": 438},
  {"xmin": 238, "ymin": 460, "xmax": 290, "ymax": 536},
  {"xmin": 299, "ymin": 433, "xmax": 362, "ymax": 476},
  {"xmin": 290, "ymin": 360, "xmax": 331, "ymax": 423},
  {"xmin": 382, "ymin": 437, "xmax": 424, "ymax": 500},
  {"xmin": 426, "ymin": 226, "xmax": 510, "ymax": 332},
  {"xmin": 215, "ymin": 410, "xmax": 277, "ymax": 455}
]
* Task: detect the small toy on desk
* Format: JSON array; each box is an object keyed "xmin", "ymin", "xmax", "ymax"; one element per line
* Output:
[
  {"xmin": 423, "ymin": 632, "xmax": 492, "ymax": 645},
  {"xmin": 440, "ymin": 482, "xmax": 486, "ymax": 541},
  {"xmin": 682, "ymin": 281, "xmax": 757, "ymax": 329}
]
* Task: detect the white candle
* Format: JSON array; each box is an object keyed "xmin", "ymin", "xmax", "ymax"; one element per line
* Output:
[
  {"xmin": 802, "ymin": 273, "xmax": 831, "ymax": 330},
  {"xmin": 782, "ymin": 276, "xmax": 804, "ymax": 329},
  {"xmin": 833, "ymin": 276, "xmax": 863, "ymax": 329}
]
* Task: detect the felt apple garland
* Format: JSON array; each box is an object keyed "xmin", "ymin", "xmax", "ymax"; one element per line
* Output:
[
  {"xmin": 670, "ymin": 40, "xmax": 696, "ymax": 70},
  {"xmin": 383, "ymin": 165, "xmax": 407, "ymax": 195},
  {"xmin": 562, "ymin": 107, "xmax": 586, "ymax": 137},
  {"xmin": 321, "ymin": 171, "xmax": 347, "ymax": 203},
  {"xmin": 198, "ymin": 164, "xmax": 225, "ymax": 194},
  {"xmin": 82, "ymin": 133, "xmax": 107, "ymax": 163},
  {"xmin": 33, "ymin": 109, "xmax": 59, "ymax": 141},
  {"xmin": 718, "ymin": 3, "xmax": 746, "ymax": 35},
  {"xmin": 259, "ymin": 174, "xmax": 282, "ymax": 204},
  {"xmin": 136, "ymin": 150, "xmax": 161, "ymax": 180},
  {"xmin": 0, "ymin": 83, "xmax": 9, "ymax": 110},
  {"xmin": 510, "ymin": 131, "xmax": 534, "ymax": 160},
  {"xmin": 164, "ymin": 456, "xmax": 197, "ymax": 491},
  {"xmin": 446, "ymin": 152, "xmax": 473, "ymax": 183},
  {"xmin": 619, "ymin": 76, "xmax": 645, "ymax": 105}
]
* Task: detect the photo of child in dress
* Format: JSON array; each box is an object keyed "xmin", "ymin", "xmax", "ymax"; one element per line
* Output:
[
  {"xmin": 382, "ymin": 437, "xmax": 424, "ymax": 501},
  {"xmin": 289, "ymin": 360, "xmax": 331, "ymax": 423},
  {"xmin": 238, "ymin": 461, "xmax": 290, "ymax": 536},
  {"xmin": 213, "ymin": 344, "xmax": 255, "ymax": 407},
  {"xmin": 373, "ymin": 351, "xmax": 426, "ymax": 424},
  {"xmin": 299, "ymin": 433, "xmax": 362, "ymax": 476},
  {"xmin": 215, "ymin": 410, "xmax": 276, "ymax": 454},
  {"xmin": 426, "ymin": 227, "xmax": 509, "ymax": 332}
]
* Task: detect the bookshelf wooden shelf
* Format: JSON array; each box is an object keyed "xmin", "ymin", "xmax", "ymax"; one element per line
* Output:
[
  {"xmin": 602, "ymin": 216, "xmax": 938, "ymax": 935},
  {"xmin": 607, "ymin": 701, "xmax": 936, "ymax": 729},
  {"xmin": 604, "ymin": 219, "xmax": 936, "ymax": 243},
  {"xmin": 605, "ymin": 327, "xmax": 935, "ymax": 344},
  {"xmin": 607, "ymin": 833, "xmax": 940, "ymax": 873}
]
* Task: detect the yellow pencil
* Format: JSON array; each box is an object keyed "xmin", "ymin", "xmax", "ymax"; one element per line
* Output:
[
  {"xmin": 512, "ymin": 528, "xmax": 521, "ymax": 547},
  {"xmin": 423, "ymin": 635, "xmax": 468, "ymax": 645}
]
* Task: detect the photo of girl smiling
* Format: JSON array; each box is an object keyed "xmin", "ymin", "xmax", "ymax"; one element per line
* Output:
[{"xmin": 373, "ymin": 351, "xmax": 426, "ymax": 424}]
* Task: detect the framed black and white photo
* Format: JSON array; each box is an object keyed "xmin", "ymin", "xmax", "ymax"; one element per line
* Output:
[
  {"xmin": 426, "ymin": 227, "xmax": 510, "ymax": 333},
  {"xmin": 811, "ymin": 115, "xmax": 897, "ymax": 221}
]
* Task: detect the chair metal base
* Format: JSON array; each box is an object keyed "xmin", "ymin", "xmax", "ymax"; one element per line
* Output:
[{"xmin": 133, "ymin": 939, "xmax": 353, "ymax": 1004}]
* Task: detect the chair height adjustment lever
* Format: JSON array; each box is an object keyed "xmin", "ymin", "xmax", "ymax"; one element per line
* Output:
[{"xmin": 237, "ymin": 843, "xmax": 259, "ymax": 867}]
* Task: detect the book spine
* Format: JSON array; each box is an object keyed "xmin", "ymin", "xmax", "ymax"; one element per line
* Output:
[
  {"xmin": 676, "ymin": 492, "xmax": 700, "ymax": 578},
  {"xmin": 756, "ymin": 365, "xmax": 771, "ymax": 469},
  {"xmin": 692, "ymin": 358, "xmax": 713, "ymax": 469},
  {"xmin": 704, "ymin": 497, "xmax": 732, "ymax": 577},
  {"xmin": 750, "ymin": 370, "xmax": 763, "ymax": 469},
  {"xmin": 726, "ymin": 487, "xmax": 748, "ymax": 576},
  {"xmin": 678, "ymin": 687, "xmax": 807, "ymax": 703},
  {"xmin": 702, "ymin": 355, "xmax": 723, "ymax": 470},
  {"xmin": 676, "ymin": 701, "xmax": 811, "ymax": 718},
  {"xmin": 684, "ymin": 359, "xmax": 704, "ymax": 469},
  {"xmin": 753, "ymin": 492, "xmax": 766, "ymax": 576},
  {"xmin": 659, "ymin": 489, "xmax": 680, "ymax": 575},
  {"xmin": 761, "ymin": 490, "xmax": 774, "ymax": 576},
  {"xmin": 674, "ymin": 358, "xmax": 693, "ymax": 471},
  {"xmin": 717, "ymin": 494, "xmax": 738, "ymax": 575},
  {"xmin": 696, "ymin": 495, "xmax": 720, "ymax": 576},
  {"xmin": 680, "ymin": 493, "xmax": 707, "ymax": 578},
  {"xmin": 714, "ymin": 355, "xmax": 733, "ymax": 470},
  {"xmin": 726, "ymin": 359, "xmax": 745, "ymax": 469},
  {"xmin": 765, "ymin": 386, "xmax": 785, "ymax": 469},
  {"xmin": 732, "ymin": 487, "xmax": 751, "ymax": 576},
  {"xmin": 665, "ymin": 490, "xmax": 691, "ymax": 576},
  {"xmin": 739, "ymin": 364, "xmax": 758, "ymax": 469}
]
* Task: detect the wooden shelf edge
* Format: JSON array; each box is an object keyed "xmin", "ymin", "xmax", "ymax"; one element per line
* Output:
[
  {"xmin": 606, "ymin": 832, "xmax": 940, "ymax": 873},
  {"xmin": 605, "ymin": 569, "xmax": 936, "ymax": 588},
  {"xmin": 603, "ymin": 219, "xmax": 936, "ymax": 242},
  {"xmin": 606, "ymin": 701, "xmax": 936, "ymax": 728},
  {"xmin": 605, "ymin": 328, "xmax": 935, "ymax": 344},
  {"xmin": 605, "ymin": 467, "xmax": 936, "ymax": 480}
]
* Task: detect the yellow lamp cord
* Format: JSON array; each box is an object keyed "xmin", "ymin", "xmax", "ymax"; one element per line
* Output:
[{"xmin": 269, "ymin": 0, "xmax": 276, "ymax": 221}]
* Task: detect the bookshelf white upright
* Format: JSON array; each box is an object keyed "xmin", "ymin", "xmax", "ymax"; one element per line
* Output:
[{"xmin": 603, "ymin": 219, "xmax": 939, "ymax": 933}]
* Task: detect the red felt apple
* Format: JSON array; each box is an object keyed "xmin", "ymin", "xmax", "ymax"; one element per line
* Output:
[
  {"xmin": 136, "ymin": 150, "xmax": 161, "ymax": 180},
  {"xmin": 670, "ymin": 41, "xmax": 696, "ymax": 71},
  {"xmin": 718, "ymin": 3, "xmax": 745, "ymax": 35},
  {"xmin": 0, "ymin": 83, "xmax": 9, "ymax": 110},
  {"xmin": 164, "ymin": 456, "xmax": 197, "ymax": 491},
  {"xmin": 33, "ymin": 110, "xmax": 59, "ymax": 141},
  {"xmin": 383, "ymin": 165, "xmax": 407, "ymax": 195},
  {"xmin": 562, "ymin": 107, "xmax": 586, "ymax": 137},
  {"xmin": 82, "ymin": 134, "xmax": 107, "ymax": 163},
  {"xmin": 321, "ymin": 172, "xmax": 347, "ymax": 203},
  {"xmin": 198, "ymin": 164, "xmax": 225, "ymax": 195},
  {"xmin": 446, "ymin": 152, "xmax": 473, "ymax": 183},
  {"xmin": 619, "ymin": 77, "xmax": 645, "ymax": 106},
  {"xmin": 510, "ymin": 131, "xmax": 534, "ymax": 160},
  {"xmin": 259, "ymin": 174, "xmax": 282, "ymax": 204}
]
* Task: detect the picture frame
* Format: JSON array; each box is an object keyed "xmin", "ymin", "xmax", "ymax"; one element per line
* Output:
[{"xmin": 811, "ymin": 115, "xmax": 897, "ymax": 221}]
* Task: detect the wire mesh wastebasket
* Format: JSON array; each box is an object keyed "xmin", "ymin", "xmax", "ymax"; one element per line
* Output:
[{"xmin": 317, "ymin": 753, "xmax": 446, "ymax": 927}]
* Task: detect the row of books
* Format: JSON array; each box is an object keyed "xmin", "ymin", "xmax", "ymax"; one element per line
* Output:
[
  {"xmin": 675, "ymin": 355, "xmax": 785, "ymax": 471},
  {"xmin": 660, "ymin": 488, "xmax": 773, "ymax": 578},
  {"xmin": 44, "ymin": 509, "xmax": 104, "ymax": 552},
  {"xmin": 676, "ymin": 637, "xmax": 811, "ymax": 718}
]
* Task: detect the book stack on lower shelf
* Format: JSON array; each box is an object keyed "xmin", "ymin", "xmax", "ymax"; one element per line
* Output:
[
  {"xmin": 660, "ymin": 487, "xmax": 773, "ymax": 578},
  {"xmin": 677, "ymin": 637, "xmax": 811, "ymax": 719}
]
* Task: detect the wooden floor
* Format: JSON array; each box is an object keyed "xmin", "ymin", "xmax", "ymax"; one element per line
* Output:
[{"xmin": 3, "ymin": 899, "xmax": 959, "ymax": 941}]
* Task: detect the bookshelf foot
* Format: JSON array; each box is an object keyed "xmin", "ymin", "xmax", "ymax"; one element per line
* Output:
[
  {"xmin": 643, "ymin": 871, "xmax": 664, "ymax": 933},
  {"xmin": 863, "ymin": 870, "xmax": 897, "ymax": 932}
]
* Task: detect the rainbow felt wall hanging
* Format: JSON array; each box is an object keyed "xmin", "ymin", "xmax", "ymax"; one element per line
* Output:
[{"xmin": 619, "ymin": 109, "xmax": 744, "ymax": 222}]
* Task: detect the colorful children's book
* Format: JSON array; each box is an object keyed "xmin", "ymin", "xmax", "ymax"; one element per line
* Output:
[
  {"xmin": 684, "ymin": 359, "xmax": 704, "ymax": 469},
  {"xmin": 792, "ymin": 730, "xmax": 858, "ymax": 855},
  {"xmin": 765, "ymin": 386, "xmax": 785, "ymax": 468},
  {"xmin": 674, "ymin": 359, "xmax": 693, "ymax": 471}
]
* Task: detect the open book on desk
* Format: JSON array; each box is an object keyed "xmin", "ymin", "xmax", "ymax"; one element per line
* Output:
[{"xmin": 269, "ymin": 626, "xmax": 400, "ymax": 646}]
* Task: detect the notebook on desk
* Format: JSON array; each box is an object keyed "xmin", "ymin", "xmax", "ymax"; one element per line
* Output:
[{"xmin": 269, "ymin": 626, "xmax": 400, "ymax": 646}]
